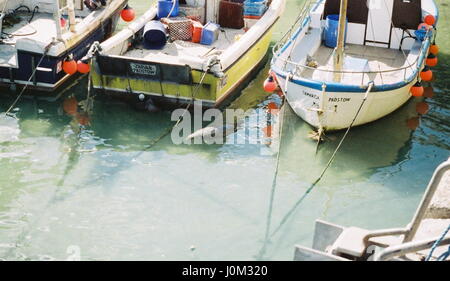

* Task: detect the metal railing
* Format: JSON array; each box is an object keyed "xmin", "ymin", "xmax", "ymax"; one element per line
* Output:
[
  {"xmin": 272, "ymin": 0, "xmax": 430, "ymax": 86},
  {"xmin": 365, "ymin": 158, "xmax": 450, "ymax": 261}
]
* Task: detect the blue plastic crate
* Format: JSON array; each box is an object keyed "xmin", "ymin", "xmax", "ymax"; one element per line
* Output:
[
  {"xmin": 244, "ymin": 0, "xmax": 267, "ymax": 17},
  {"xmin": 200, "ymin": 22, "xmax": 220, "ymax": 45}
]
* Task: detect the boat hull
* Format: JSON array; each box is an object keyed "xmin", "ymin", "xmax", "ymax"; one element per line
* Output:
[
  {"xmin": 276, "ymin": 76, "xmax": 415, "ymax": 131},
  {"xmin": 0, "ymin": 4, "xmax": 125, "ymax": 94},
  {"xmin": 91, "ymin": 25, "xmax": 276, "ymax": 109}
]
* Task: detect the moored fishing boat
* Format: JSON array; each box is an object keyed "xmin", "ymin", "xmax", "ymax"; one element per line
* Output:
[
  {"xmin": 269, "ymin": 0, "xmax": 439, "ymax": 132},
  {"xmin": 0, "ymin": 0, "xmax": 129, "ymax": 93},
  {"xmin": 89, "ymin": 0, "xmax": 286, "ymax": 109}
]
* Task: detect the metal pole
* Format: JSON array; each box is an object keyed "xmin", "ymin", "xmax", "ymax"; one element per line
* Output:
[
  {"xmin": 67, "ymin": 0, "xmax": 76, "ymax": 33},
  {"xmin": 54, "ymin": 0, "xmax": 63, "ymax": 40},
  {"xmin": 375, "ymin": 236, "xmax": 450, "ymax": 261},
  {"xmin": 333, "ymin": 0, "xmax": 347, "ymax": 82}
]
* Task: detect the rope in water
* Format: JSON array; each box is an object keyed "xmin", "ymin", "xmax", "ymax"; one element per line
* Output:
[
  {"xmin": 426, "ymin": 223, "xmax": 450, "ymax": 261},
  {"xmin": 3, "ymin": 46, "xmax": 50, "ymax": 116},
  {"xmin": 267, "ymin": 82, "xmax": 374, "ymax": 239}
]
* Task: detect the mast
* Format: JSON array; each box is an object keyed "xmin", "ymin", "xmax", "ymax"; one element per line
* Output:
[{"xmin": 333, "ymin": 0, "xmax": 348, "ymax": 82}]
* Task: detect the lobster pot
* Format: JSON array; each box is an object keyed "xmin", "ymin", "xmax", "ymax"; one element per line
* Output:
[
  {"xmin": 143, "ymin": 20, "xmax": 168, "ymax": 49},
  {"xmin": 179, "ymin": 5, "xmax": 206, "ymax": 24},
  {"xmin": 161, "ymin": 17, "xmax": 193, "ymax": 41}
]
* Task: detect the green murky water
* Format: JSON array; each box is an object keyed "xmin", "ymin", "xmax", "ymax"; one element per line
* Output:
[{"xmin": 0, "ymin": 0, "xmax": 449, "ymax": 260}]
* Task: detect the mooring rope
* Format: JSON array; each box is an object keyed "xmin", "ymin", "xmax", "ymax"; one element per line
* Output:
[
  {"xmin": 259, "ymin": 100, "xmax": 286, "ymax": 258},
  {"xmin": 267, "ymin": 82, "xmax": 374, "ymax": 240},
  {"xmin": 426, "ymin": 223, "xmax": 450, "ymax": 261},
  {"xmin": 133, "ymin": 66, "xmax": 211, "ymax": 156},
  {"xmin": 3, "ymin": 45, "xmax": 51, "ymax": 116}
]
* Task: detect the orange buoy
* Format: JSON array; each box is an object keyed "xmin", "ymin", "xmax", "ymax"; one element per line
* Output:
[
  {"xmin": 406, "ymin": 117, "xmax": 420, "ymax": 130},
  {"xmin": 410, "ymin": 81, "xmax": 424, "ymax": 97},
  {"xmin": 416, "ymin": 102, "xmax": 430, "ymax": 115},
  {"xmin": 63, "ymin": 97, "xmax": 78, "ymax": 116},
  {"xmin": 263, "ymin": 76, "xmax": 277, "ymax": 93},
  {"xmin": 429, "ymin": 44, "xmax": 439, "ymax": 55},
  {"xmin": 121, "ymin": 5, "xmax": 135, "ymax": 22},
  {"xmin": 424, "ymin": 15, "xmax": 436, "ymax": 26},
  {"xmin": 77, "ymin": 59, "xmax": 90, "ymax": 74},
  {"xmin": 63, "ymin": 57, "xmax": 77, "ymax": 75},
  {"xmin": 267, "ymin": 102, "xmax": 279, "ymax": 115},
  {"xmin": 426, "ymin": 53, "xmax": 438, "ymax": 67},
  {"xmin": 420, "ymin": 66, "xmax": 433, "ymax": 82},
  {"xmin": 423, "ymin": 86, "xmax": 434, "ymax": 98}
]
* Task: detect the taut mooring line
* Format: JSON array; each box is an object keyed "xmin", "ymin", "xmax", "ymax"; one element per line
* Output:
[
  {"xmin": 262, "ymin": 82, "xmax": 374, "ymax": 256},
  {"xmin": 3, "ymin": 45, "xmax": 51, "ymax": 116}
]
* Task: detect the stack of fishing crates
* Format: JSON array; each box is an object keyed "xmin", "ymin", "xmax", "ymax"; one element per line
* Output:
[
  {"xmin": 243, "ymin": 0, "xmax": 267, "ymax": 19},
  {"xmin": 243, "ymin": 0, "xmax": 268, "ymax": 30}
]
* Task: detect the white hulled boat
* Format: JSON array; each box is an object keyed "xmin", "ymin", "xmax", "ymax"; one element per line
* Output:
[{"xmin": 270, "ymin": 0, "xmax": 439, "ymax": 131}]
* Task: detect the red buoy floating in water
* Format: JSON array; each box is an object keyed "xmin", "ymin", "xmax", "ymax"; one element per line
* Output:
[
  {"xmin": 423, "ymin": 86, "xmax": 434, "ymax": 98},
  {"xmin": 416, "ymin": 101, "xmax": 430, "ymax": 115},
  {"xmin": 420, "ymin": 66, "xmax": 433, "ymax": 82},
  {"xmin": 263, "ymin": 76, "xmax": 277, "ymax": 93},
  {"xmin": 424, "ymin": 15, "xmax": 436, "ymax": 26},
  {"xmin": 426, "ymin": 53, "xmax": 438, "ymax": 67},
  {"xmin": 77, "ymin": 59, "xmax": 90, "ymax": 74},
  {"xmin": 63, "ymin": 56, "xmax": 77, "ymax": 75},
  {"xmin": 429, "ymin": 44, "xmax": 439, "ymax": 55},
  {"xmin": 121, "ymin": 5, "xmax": 135, "ymax": 22},
  {"xmin": 406, "ymin": 117, "xmax": 420, "ymax": 130},
  {"xmin": 410, "ymin": 81, "xmax": 424, "ymax": 97}
]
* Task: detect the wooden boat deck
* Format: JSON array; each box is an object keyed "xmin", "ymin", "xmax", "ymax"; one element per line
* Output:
[
  {"xmin": 124, "ymin": 28, "xmax": 246, "ymax": 64},
  {"xmin": 300, "ymin": 44, "xmax": 416, "ymax": 86}
]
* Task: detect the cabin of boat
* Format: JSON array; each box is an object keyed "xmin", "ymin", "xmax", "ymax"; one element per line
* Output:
[
  {"xmin": 91, "ymin": 0, "xmax": 286, "ymax": 110},
  {"xmin": 0, "ymin": 0, "xmax": 127, "ymax": 92},
  {"xmin": 271, "ymin": 0, "xmax": 438, "ymax": 131}
]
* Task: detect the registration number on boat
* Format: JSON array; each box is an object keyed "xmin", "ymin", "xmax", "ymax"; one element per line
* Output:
[{"xmin": 130, "ymin": 63, "xmax": 157, "ymax": 76}]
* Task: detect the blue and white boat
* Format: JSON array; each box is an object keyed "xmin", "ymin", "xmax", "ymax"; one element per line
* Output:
[
  {"xmin": 0, "ymin": 0, "xmax": 128, "ymax": 92},
  {"xmin": 270, "ymin": 0, "xmax": 438, "ymax": 131}
]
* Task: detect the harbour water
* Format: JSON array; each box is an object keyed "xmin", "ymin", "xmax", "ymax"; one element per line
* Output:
[{"xmin": 0, "ymin": 0, "xmax": 449, "ymax": 260}]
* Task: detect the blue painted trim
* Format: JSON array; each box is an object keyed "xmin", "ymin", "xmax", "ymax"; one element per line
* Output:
[
  {"xmin": 272, "ymin": 38, "xmax": 431, "ymax": 93},
  {"xmin": 276, "ymin": 0, "xmax": 324, "ymax": 55}
]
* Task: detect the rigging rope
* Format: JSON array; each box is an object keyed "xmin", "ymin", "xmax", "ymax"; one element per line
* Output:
[
  {"xmin": 426, "ymin": 223, "xmax": 450, "ymax": 261},
  {"xmin": 267, "ymin": 81, "xmax": 374, "ymax": 239}
]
